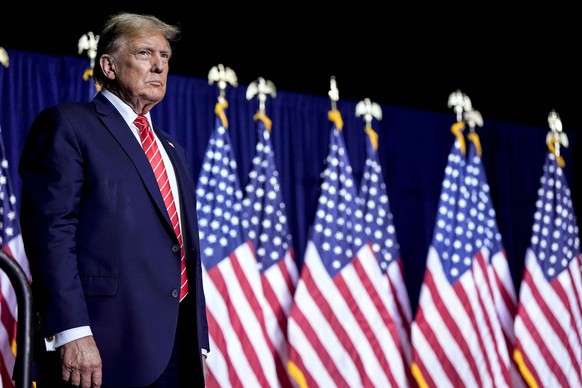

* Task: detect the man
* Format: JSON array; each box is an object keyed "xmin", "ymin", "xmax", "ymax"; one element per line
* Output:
[{"xmin": 19, "ymin": 12, "xmax": 209, "ymax": 387}]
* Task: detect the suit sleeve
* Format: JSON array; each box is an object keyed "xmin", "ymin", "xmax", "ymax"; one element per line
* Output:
[{"xmin": 19, "ymin": 106, "xmax": 91, "ymax": 337}]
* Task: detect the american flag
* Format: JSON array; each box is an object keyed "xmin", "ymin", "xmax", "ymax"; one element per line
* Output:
[
  {"xmin": 466, "ymin": 137, "xmax": 523, "ymax": 387},
  {"xmin": 0, "ymin": 126, "xmax": 30, "ymax": 388},
  {"xmin": 196, "ymin": 110, "xmax": 279, "ymax": 387},
  {"xmin": 287, "ymin": 114, "xmax": 408, "ymax": 387},
  {"xmin": 513, "ymin": 150, "xmax": 582, "ymax": 387},
  {"xmin": 410, "ymin": 132, "xmax": 512, "ymax": 388},
  {"xmin": 358, "ymin": 127, "xmax": 413, "ymax": 381},
  {"xmin": 241, "ymin": 115, "xmax": 298, "ymax": 387}
]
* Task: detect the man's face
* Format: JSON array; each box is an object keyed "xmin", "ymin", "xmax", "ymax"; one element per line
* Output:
[{"xmin": 113, "ymin": 33, "xmax": 171, "ymax": 107}]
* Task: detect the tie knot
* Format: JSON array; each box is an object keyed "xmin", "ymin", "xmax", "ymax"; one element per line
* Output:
[{"xmin": 134, "ymin": 115, "xmax": 149, "ymax": 132}]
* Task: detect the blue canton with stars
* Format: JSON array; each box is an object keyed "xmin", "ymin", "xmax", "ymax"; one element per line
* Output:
[
  {"xmin": 196, "ymin": 117, "xmax": 247, "ymax": 269},
  {"xmin": 0, "ymin": 138, "xmax": 19, "ymax": 248},
  {"xmin": 466, "ymin": 142, "xmax": 504, "ymax": 258},
  {"xmin": 432, "ymin": 139, "xmax": 481, "ymax": 284},
  {"xmin": 359, "ymin": 131, "xmax": 400, "ymax": 274},
  {"xmin": 529, "ymin": 151, "xmax": 580, "ymax": 282},
  {"xmin": 241, "ymin": 118, "xmax": 293, "ymax": 273},
  {"xmin": 309, "ymin": 123, "xmax": 365, "ymax": 278},
  {"xmin": 0, "ymin": 128, "xmax": 19, "ymax": 248}
]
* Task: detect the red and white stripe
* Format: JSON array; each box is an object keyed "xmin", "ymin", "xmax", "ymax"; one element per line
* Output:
[
  {"xmin": 0, "ymin": 235, "xmax": 30, "ymax": 388},
  {"xmin": 383, "ymin": 257, "xmax": 413, "ymax": 369},
  {"xmin": 411, "ymin": 246, "xmax": 512, "ymax": 388},
  {"xmin": 261, "ymin": 248, "xmax": 298, "ymax": 387},
  {"xmin": 514, "ymin": 249, "xmax": 582, "ymax": 387},
  {"xmin": 288, "ymin": 241, "xmax": 408, "ymax": 387},
  {"xmin": 203, "ymin": 241, "xmax": 279, "ymax": 388}
]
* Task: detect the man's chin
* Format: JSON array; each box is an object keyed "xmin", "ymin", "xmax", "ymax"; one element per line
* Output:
[{"xmin": 144, "ymin": 90, "xmax": 165, "ymax": 104}]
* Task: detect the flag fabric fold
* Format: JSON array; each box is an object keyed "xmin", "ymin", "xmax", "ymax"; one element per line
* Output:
[
  {"xmin": 241, "ymin": 114, "xmax": 298, "ymax": 387},
  {"xmin": 0, "ymin": 125, "xmax": 30, "ymax": 388},
  {"xmin": 359, "ymin": 127, "xmax": 413, "ymax": 383},
  {"xmin": 411, "ymin": 127, "xmax": 512, "ymax": 388},
  {"xmin": 196, "ymin": 108, "xmax": 278, "ymax": 387},
  {"xmin": 466, "ymin": 135, "xmax": 523, "ymax": 387},
  {"xmin": 287, "ymin": 113, "xmax": 408, "ymax": 388},
  {"xmin": 513, "ymin": 150, "xmax": 582, "ymax": 388}
]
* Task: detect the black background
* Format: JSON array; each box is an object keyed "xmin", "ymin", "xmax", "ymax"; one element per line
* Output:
[{"xmin": 2, "ymin": 4, "xmax": 580, "ymax": 131}]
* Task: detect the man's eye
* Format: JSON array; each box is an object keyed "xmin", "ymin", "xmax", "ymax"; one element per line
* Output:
[{"xmin": 135, "ymin": 51, "xmax": 150, "ymax": 58}]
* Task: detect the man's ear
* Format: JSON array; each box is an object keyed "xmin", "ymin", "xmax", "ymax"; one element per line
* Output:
[{"xmin": 100, "ymin": 54, "xmax": 116, "ymax": 80}]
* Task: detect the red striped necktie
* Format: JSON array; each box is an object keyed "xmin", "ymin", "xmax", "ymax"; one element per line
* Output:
[{"xmin": 134, "ymin": 114, "xmax": 188, "ymax": 301}]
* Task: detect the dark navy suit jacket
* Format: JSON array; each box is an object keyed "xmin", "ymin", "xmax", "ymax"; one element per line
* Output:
[{"xmin": 19, "ymin": 92, "xmax": 209, "ymax": 386}]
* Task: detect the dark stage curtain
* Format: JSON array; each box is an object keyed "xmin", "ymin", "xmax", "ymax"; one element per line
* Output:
[{"xmin": 1, "ymin": 49, "xmax": 580, "ymax": 311}]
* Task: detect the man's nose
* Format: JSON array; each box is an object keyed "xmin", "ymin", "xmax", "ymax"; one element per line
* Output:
[{"xmin": 151, "ymin": 54, "xmax": 167, "ymax": 72}]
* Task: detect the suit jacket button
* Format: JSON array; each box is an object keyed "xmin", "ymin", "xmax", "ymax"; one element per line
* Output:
[
  {"xmin": 172, "ymin": 244, "xmax": 180, "ymax": 253},
  {"xmin": 171, "ymin": 289, "xmax": 179, "ymax": 298}
]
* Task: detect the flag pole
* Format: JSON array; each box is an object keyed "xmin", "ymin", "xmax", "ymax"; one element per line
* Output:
[
  {"xmin": 327, "ymin": 76, "xmax": 343, "ymax": 131},
  {"xmin": 208, "ymin": 64, "xmax": 237, "ymax": 128},
  {"xmin": 464, "ymin": 106, "xmax": 484, "ymax": 157},
  {"xmin": 246, "ymin": 77, "xmax": 276, "ymax": 121},
  {"xmin": 355, "ymin": 97, "xmax": 382, "ymax": 151},
  {"xmin": 447, "ymin": 89, "xmax": 473, "ymax": 154},
  {"xmin": 0, "ymin": 47, "xmax": 8, "ymax": 68},
  {"xmin": 546, "ymin": 110, "xmax": 568, "ymax": 168},
  {"xmin": 78, "ymin": 31, "xmax": 99, "ymax": 85}
]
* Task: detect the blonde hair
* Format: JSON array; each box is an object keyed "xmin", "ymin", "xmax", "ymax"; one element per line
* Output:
[{"xmin": 92, "ymin": 12, "xmax": 181, "ymax": 86}]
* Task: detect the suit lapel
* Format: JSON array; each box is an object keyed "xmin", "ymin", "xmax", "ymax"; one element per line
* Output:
[{"xmin": 93, "ymin": 93, "xmax": 174, "ymax": 231}]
